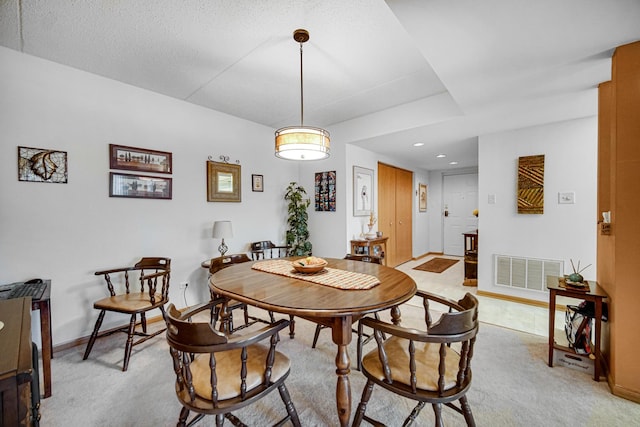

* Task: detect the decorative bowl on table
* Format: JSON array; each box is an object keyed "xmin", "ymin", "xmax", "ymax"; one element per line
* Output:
[{"xmin": 292, "ymin": 257, "xmax": 328, "ymax": 274}]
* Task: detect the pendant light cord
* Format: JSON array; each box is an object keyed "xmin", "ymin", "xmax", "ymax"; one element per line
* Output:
[{"xmin": 299, "ymin": 41, "xmax": 304, "ymax": 127}]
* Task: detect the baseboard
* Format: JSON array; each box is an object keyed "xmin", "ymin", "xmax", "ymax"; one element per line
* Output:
[
  {"xmin": 608, "ymin": 380, "xmax": 640, "ymax": 404},
  {"xmin": 412, "ymin": 252, "xmax": 444, "ymax": 261},
  {"xmin": 52, "ymin": 313, "xmax": 167, "ymax": 354},
  {"xmin": 476, "ymin": 290, "xmax": 552, "ymax": 310}
]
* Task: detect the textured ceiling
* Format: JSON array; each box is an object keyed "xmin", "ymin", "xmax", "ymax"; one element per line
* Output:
[{"xmin": 1, "ymin": 0, "xmax": 639, "ymax": 170}]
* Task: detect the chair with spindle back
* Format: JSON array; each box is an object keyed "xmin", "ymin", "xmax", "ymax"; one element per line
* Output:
[
  {"xmin": 352, "ymin": 291, "xmax": 479, "ymax": 426},
  {"xmin": 83, "ymin": 257, "xmax": 171, "ymax": 371},
  {"xmin": 165, "ymin": 299, "xmax": 301, "ymax": 427},
  {"xmin": 207, "ymin": 254, "xmax": 275, "ymax": 332}
]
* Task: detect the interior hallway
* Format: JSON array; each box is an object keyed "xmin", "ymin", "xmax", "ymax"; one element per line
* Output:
[{"xmin": 397, "ymin": 255, "xmax": 553, "ymax": 337}]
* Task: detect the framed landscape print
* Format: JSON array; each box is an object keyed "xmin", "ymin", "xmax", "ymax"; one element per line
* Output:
[
  {"xmin": 207, "ymin": 161, "xmax": 241, "ymax": 202},
  {"xmin": 109, "ymin": 144, "xmax": 172, "ymax": 174},
  {"xmin": 353, "ymin": 166, "xmax": 373, "ymax": 216},
  {"xmin": 109, "ymin": 172, "xmax": 172, "ymax": 199}
]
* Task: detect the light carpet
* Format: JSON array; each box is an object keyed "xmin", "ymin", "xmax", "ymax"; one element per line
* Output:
[{"xmin": 40, "ymin": 304, "xmax": 639, "ymax": 426}]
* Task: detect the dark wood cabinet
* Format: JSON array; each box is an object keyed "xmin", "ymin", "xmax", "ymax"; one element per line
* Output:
[
  {"xmin": 463, "ymin": 232, "xmax": 478, "ymax": 286},
  {"xmin": 0, "ymin": 298, "xmax": 37, "ymax": 426}
]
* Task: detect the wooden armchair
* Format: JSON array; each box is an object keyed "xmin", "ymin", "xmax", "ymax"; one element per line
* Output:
[
  {"xmin": 83, "ymin": 257, "xmax": 171, "ymax": 371},
  {"xmin": 352, "ymin": 291, "xmax": 479, "ymax": 427},
  {"xmin": 249, "ymin": 240, "xmax": 289, "ymax": 260},
  {"xmin": 165, "ymin": 300, "xmax": 301, "ymax": 427},
  {"xmin": 208, "ymin": 254, "xmax": 274, "ymax": 332}
]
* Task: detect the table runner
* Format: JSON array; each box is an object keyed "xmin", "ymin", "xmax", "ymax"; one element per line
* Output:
[{"xmin": 251, "ymin": 259, "xmax": 380, "ymax": 290}]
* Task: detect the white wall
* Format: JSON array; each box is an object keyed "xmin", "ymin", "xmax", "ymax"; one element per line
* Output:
[
  {"xmin": 0, "ymin": 47, "xmax": 299, "ymax": 345},
  {"xmin": 477, "ymin": 117, "xmax": 598, "ymax": 301}
]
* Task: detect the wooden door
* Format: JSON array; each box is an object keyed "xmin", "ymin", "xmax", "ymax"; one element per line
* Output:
[
  {"xmin": 378, "ymin": 163, "xmax": 413, "ymax": 267},
  {"xmin": 395, "ymin": 168, "xmax": 413, "ymax": 264},
  {"xmin": 378, "ymin": 163, "xmax": 396, "ymax": 265}
]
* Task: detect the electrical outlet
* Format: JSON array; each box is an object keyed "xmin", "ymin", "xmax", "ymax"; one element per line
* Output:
[{"xmin": 179, "ymin": 282, "xmax": 188, "ymax": 290}]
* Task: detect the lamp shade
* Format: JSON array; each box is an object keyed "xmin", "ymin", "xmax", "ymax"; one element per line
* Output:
[
  {"xmin": 275, "ymin": 126, "xmax": 330, "ymax": 160},
  {"xmin": 212, "ymin": 221, "xmax": 233, "ymax": 239}
]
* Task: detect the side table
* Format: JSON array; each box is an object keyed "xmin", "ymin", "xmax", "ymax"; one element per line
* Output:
[
  {"xmin": 350, "ymin": 237, "xmax": 388, "ymax": 266},
  {"xmin": 546, "ymin": 276, "xmax": 608, "ymax": 381}
]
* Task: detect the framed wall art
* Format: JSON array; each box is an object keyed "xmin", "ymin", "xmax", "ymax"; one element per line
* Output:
[
  {"xmin": 252, "ymin": 174, "xmax": 264, "ymax": 192},
  {"xmin": 353, "ymin": 166, "xmax": 373, "ymax": 216},
  {"xmin": 109, "ymin": 144, "xmax": 172, "ymax": 174},
  {"xmin": 419, "ymin": 183, "xmax": 427, "ymax": 212},
  {"xmin": 18, "ymin": 146, "xmax": 68, "ymax": 183},
  {"xmin": 207, "ymin": 161, "xmax": 241, "ymax": 202},
  {"xmin": 109, "ymin": 172, "xmax": 172, "ymax": 199},
  {"xmin": 517, "ymin": 154, "xmax": 545, "ymax": 214},
  {"xmin": 315, "ymin": 171, "xmax": 336, "ymax": 212}
]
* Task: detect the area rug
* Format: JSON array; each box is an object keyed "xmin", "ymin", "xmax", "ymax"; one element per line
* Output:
[{"xmin": 413, "ymin": 257, "xmax": 459, "ymax": 273}]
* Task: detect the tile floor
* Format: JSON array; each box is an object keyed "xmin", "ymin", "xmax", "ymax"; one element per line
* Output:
[{"xmin": 396, "ymin": 256, "xmax": 556, "ymax": 337}]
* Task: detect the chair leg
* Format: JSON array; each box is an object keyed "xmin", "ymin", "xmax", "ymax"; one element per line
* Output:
[
  {"xmin": 177, "ymin": 406, "xmax": 189, "ymax": 427},
  {"xmin": 141, "ymin": 312, "xmax": 147, "ymax": 334},
  {"xmin": 432, "ymin": 403, "xmax": 444, "ymax": 427},
  {"xmin": 352, "ymin": 380, "xmax": 374, "ymax": 427},
  {"xmin": 288, "ymin": 315, "xmax": 295, "ymax": 339},
  {"xmin": 403, "ymin": 401, "xmax": 425, "ymax": 426},
  {"xmin": 122, "ymin": 313, "xmax": 137, "ymax": 371},
  {"xmin": 312, "ymin": 324, "xmax": 323, "ymax": 348},
  {"xmin": 278, "ymin": 383, "xmax": 301, "ymax": 427},
  {"xmin": 215, "ymin": 413, "xmax": 224, "ymax": 427},
  {"xmin": 83, "ymin": 309, "xmax": 106, "ymax": 360},
  {"xmin": 459, "ymin": 395, "xmax": 476, "ymax": 427}
]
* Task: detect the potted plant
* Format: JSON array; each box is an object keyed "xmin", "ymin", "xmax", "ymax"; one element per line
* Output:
[{"xmin": 284, "ymin": 182, "xmax": 312, "ymax": 256}]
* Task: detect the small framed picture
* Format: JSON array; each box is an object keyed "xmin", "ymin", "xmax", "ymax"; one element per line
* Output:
[
  {"xmin": 252, "ymin": 174, "xmax": 264, "ymax": 192},
  {"xmin": 419, "ymin": 183, "xmax": 427, "ymax": 212},
  {"xmin": 109, "ymin": 172, "xmax": 172, "ymax": 199},
  {"xmin": 109, "ymin": 144, "xmax": 172, "ymax": 174}
]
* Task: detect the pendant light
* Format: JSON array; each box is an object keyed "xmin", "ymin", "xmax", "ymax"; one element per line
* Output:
[{"xmin": 275, "ymin": 29, "xmax": 330, "ymax": 160}]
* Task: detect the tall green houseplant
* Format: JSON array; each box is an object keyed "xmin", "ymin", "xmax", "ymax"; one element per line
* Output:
[{"xmin": 284, "ymin": 182, "xmax": 312, "ymax": 256}]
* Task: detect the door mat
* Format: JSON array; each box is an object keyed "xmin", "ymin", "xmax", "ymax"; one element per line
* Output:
[{"xmin": 413, "ymin": 258, "xmax": 459, "ymax": 273}]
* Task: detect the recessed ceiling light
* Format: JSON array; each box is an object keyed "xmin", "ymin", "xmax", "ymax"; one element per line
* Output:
[
  {"xmin": 436, "ymin": 154, "xmax": 446, "ymax": 158},
  {"xmin": 449, "ymin": 161, "xmax": 458, "ymax": 165},
  {"xmin": 413, "ymin": 142, "xmax": 424, "ymax": 147}
]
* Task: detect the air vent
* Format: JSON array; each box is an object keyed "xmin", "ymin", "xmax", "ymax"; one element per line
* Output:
[{"xmin": 495, "ymin": 255, "xmax": 563, "ymax": 292}]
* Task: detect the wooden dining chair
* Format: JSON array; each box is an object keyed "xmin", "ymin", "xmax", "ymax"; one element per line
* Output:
[
  {"xmin": 311, "ymin": 254, "xmax": 384, "ymax": 370},
  {"xmin": 83, "ymin": 257, "xmax": 171, "ymax": 371},
  {"xmin": 249, "ymin": 240, "xmax": 289, "ymax": 260},
  {"xmin": 165, "ymin": 299, "xmax": 301, "ymax": 427},
  {"xmin": 352, "ymin": 291, "xmax": 479, "ymax": 427},
  {"xmin": 208, "ymin": 254, "xmax": 275, "ymax": 332}
]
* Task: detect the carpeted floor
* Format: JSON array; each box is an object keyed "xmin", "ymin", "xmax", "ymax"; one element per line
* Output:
[
  {"xmin": 39, "ymin": 303, "xmax": 639, "ymax": 426},
  {"xmin": 413, "ymin": 257, "xmax": 459, "ymax": 273}
]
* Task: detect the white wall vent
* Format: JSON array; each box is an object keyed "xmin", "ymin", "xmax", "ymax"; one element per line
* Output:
[{"xmin": 494, "ymin": 255, "xmax": 563, "ymax": 292}]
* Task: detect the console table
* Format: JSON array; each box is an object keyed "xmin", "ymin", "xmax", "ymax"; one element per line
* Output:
[
  {"xmin": 350, "ymin": 237, "xmax": 388, "ymax": 265},
  {"xmin": 546, "ymin": 276, "xmax": 608, "ymax": 381}
]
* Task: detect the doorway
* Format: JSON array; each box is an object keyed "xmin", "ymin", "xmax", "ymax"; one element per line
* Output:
[{"xmin": 443, "ymin": 173, "xmax": 478, "ymax": 256}]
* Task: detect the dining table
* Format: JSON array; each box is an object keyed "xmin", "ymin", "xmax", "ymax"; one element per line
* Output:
[{"xmin": 209, "ymin": 257, "xmax": 417, "ymax": 426}]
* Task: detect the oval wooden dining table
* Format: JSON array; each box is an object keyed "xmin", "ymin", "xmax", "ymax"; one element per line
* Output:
[{"xmin": 209, "ymin": 257, "xmax": 417, "ymax": 427}]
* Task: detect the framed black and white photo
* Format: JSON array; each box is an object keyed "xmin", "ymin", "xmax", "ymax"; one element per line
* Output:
[{"xmin": 353, "ymin": 166, "xmax": 373, "ymax": 216}]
